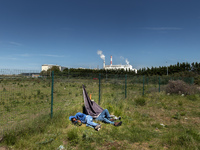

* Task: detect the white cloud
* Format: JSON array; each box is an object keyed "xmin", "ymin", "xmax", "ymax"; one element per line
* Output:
[
  {"xmin": 41, "ymin": 54, "xmax": 65, "ymax": 57},
  {"xmin": 9, "ymin": 42, "xmax": 22, "ymax": 46},
  {"xmin": 18, "ymin": 53, "xmax": 31, "ymax": 57},
  {"xmin": 0, "ymin": 56, "xmax": 18, "ymax": 60}
]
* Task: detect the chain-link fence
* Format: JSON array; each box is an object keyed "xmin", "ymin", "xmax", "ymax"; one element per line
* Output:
[
  {"xmin": 0, "ymin": 69, "xmax": 50, "ymax": 135},
  {"xmin": 0, "ymin": 69, "xmax": 194, "ymax": 135}
]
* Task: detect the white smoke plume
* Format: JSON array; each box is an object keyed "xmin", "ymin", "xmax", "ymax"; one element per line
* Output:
[
  {"xmin": 97, "ymin": 50, "xmax": 105, "ymax": 61},
  {"xmin": 125, "ymin": 59, "xmax": 130, "ymax": 65},
  {"xmin": 120, "ymin": 56, "xmax": 124, "ymax": 60},
  {"xmin": 121, "ymin": 56, "xmax": 130, "ymax": 65}
]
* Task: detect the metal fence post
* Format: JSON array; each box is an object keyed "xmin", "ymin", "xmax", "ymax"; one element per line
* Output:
[
  {"xmin": 125, "ymin": 74, "xmax": 127, "ymax": 98},
  {"xmin": 99, "ymin": 73, "xmax": 101, "ymax": 105},
  {"xmin": 143, "ymin": 75, "xmax": 145, "ymax": 96},
  {"xmin": 191, "ymin": 77, "xmax": 194, "ymax": 84},
  {"xmin": 159, "ymin": 76, "xmax": 160, "ymax": 92},
  {"xmin": 51, "ymin": 71, "xmax": 54, "ymax": 119}
]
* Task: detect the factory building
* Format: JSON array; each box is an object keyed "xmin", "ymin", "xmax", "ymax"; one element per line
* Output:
[
  {"xmin": 41, "ymin": 64, "xmax": 66, "ymax": 71},
  {"xmin": 103, "ymin": 56, "xmax": 137, "ymax": 73}
]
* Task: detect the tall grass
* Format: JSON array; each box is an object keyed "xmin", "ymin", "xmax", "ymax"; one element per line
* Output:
[{"xmin": 0, "ymin": 78, "xmax": 200, "ymax": 149}]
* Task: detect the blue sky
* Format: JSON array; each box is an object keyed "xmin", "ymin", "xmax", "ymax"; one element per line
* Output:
[{"xmin": 0, "ymin": 0, "xmax": 200, "ymax": 71}]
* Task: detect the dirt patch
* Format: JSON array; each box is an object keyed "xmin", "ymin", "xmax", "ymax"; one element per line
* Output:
[
  {"xmin": 99, "ymin": 141, "xmax": 128, "ymax": 150},
  {"xmin": 0, "ymin": 147, "xmax": 7, "ymax": 150},
  {"xmin": 104, "ymin": 141, "xmax": 120, "ymax": 147}
]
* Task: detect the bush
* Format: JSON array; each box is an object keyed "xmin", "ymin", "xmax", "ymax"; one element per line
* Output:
[
  {"xmin": 3, "ymin": 87, "xmax": 6, "ymax": 92},
  {"xmin": 37, "ymin": 89, "xmax": 41, "ymax": 95},
  {"xmin": 135, "ymin": 97, "xmax": 146, "ymax": 106},
  {"xmin": 67, "ymin": 128, "xmax": 79, "ymax": 144},
  {"xmin": 4, "ymin": 132, "xmax": 17, "ymax": 145},
  {"xmin": 187, "ymin": 95, "xmax": 198, "ymax": 101},
  {"xmin": 166, "ymin": 80, "xmax": 197, "ymax": 95}
]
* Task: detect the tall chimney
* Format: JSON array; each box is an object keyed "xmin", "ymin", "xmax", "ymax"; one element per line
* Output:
[
  {"xmin": 110, "ymin": 55, "xmax": 112, "ymax": 66},
  {"xmin": 103, "ymin": 60, "xmax": 105, "ymax": 69}
]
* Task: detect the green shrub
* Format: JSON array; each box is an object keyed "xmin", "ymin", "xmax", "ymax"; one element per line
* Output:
[
  {"xmin": 178, "ymin": 100, "xmax": 183, "ymax": 106},
  {"xmin": 82, "ymin": 130, "xmax": 94, "ymax": 143},
  {"xmin": 187, "ymin": 95, "xmax": 198, "ymax": 101},
  {"xmin": 191, "ymin": 111, "xmax": 200, "ymax": 117},
  {"xmin": 37, "ymin": 90, "xmax": 41, "ymax": 95},
  {"xmin": 4, "ymin": 105, "xmax": 11, "ymax": 112},
  {"xmin": 180, "ymin": 112, "xmax": 186, "ymax": 116},
  {"xmin": 166, "ymin": 80, "xmax": 197, "ymax": 95},
  {"xmin": 172, "ymin": 112, "xmax": 181, "ymax": 120},
  {"xmin": 4, "ymin": 132, "xmax": 17, "ymax": 145},
  {"xmin": 40, "ymin": 94, "xmax": 44, "ymax": 99},
  {"xmin": 135, "ymin": 97, "xmax": 146, "ymax": 106},
  {"xmin": 16, "ymin": 92, "xmax": 21, "ymax": 96},
  {"xmin": 0, "ymin": 101, "xmax": 5, "ymax": 105},
  {"xmin": 161, "ymin": 102, "xmax": 168, "ymax": 109},
  {"xmin": 67, "ymin": 128, "xmax": 79, "ymax": 144},
  {"xmin": 3, "ymin": 87, "xmax": 6, "ymax": 92}
]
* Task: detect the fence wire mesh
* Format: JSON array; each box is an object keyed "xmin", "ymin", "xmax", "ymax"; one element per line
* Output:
[
  {"xmin": 0, "ymin": 69, "xmax": 194, "ymax": 135},
  {"xmin": 0, "ymin": 69, "xmax": 49, "ymax": 135}
]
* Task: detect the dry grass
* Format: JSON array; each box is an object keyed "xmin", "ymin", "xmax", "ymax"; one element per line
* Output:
[{"xmin": 0, "ymin": 78, "xmax": 200, "ymax": 149}]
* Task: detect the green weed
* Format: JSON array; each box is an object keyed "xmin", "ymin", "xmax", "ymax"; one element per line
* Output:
[
  {"xmin": 178, "ymin": 100, "xmax": 183, "ymax": 106},
  {"xmin": 67, "ymin": 128, "xmax": 79, "ymax": 144},
  {"xmin": 187, "ymin": 94, "xmax": 198, "ymax": 101},
  {"xmin": 161, "ymin": 128, "xmax": 200, "ymax": 149},
  {"xmin": 172, "ymin": 112, "xmax": 181, "ymax": 120},
  {"xmin": 4, "ymin": 132, "xmax": 17, "ymax": 145},
  {"xmin": 135, "ymin": 97, "xmax": 146, "ymax": 106},
  {"xmin": 191, "ymin": 111, "xmax": 200, "ymax": 117},
  {"xmin": 37, "ymin": 89, "xmax": 41, "ymax": 95},
  {"xmin": 1, "ymin": 78, "xmax": 200, "ymax": 150}
]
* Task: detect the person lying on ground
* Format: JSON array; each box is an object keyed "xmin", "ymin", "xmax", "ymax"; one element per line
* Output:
[
  {"xmin": 69, "ymin": 112, "xmax": 101, "ymax": 131},
  {"xmin": 95, "ymin": 109, "xmax": 122, "ymax": 126},
  {"xmin": 69, "ymin": 111, "xmax": 122, "ymax": 131}
]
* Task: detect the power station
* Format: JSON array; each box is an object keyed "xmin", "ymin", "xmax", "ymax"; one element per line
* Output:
[
  {"xmin": 103, "ymin": 55, "xmax": 137, "ymax": 73},
  {"xmin": 41, "ymin": 51, "xmax": 137, "ymax": 73}
]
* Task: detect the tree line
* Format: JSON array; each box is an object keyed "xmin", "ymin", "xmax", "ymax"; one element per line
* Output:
[
  {"xmin": 137, "ymin": 62, "xmax": 200, "ymax": 76},
  {"xmin": 40, "ymin": 62, "xmax": 200, "ymax": 78}
]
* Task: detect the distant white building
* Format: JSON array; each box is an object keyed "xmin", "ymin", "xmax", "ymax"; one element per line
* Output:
[
  {"xmin": 105, "ymin": 64, "xmax": 137, "ymax": 73},
  {"xmin": 103, "ymin": 56, "xmax": 137, "ymax": 73},
  {"xmin": 41, "ymin": 64, "xmax": 66, "ymax": 71}
]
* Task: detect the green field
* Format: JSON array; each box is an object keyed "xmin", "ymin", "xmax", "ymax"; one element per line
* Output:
[{"xmin": 0, "ymin": 77, "xmax": 200, "ymax": 150}]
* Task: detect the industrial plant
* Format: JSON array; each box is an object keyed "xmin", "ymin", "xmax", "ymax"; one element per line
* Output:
[
  {"xmin": 98, "ymin": 51, "xmax": 137, "ymax": 73},
  {"xmin": 103, "ymin": 55, "xmax": 137, "ymax": 73},
  {"xmin": 41, "ymin": 51, "xmax": 137, "ymax": 73}
]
